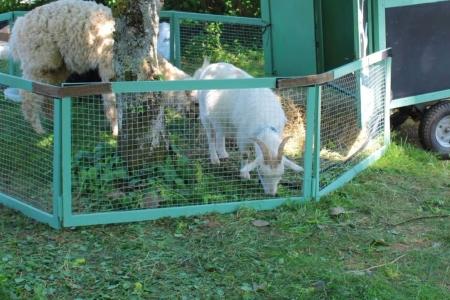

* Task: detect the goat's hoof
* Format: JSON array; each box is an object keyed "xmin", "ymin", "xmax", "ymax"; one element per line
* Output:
[
  {"xmin": 34, "ymin": 126, "xmax": 46, "ymax": 135},
  {"xmin": 112, "ymin": 126, "xmax": 119, "ymax": 137},
  {"xmin": 240, "ymin": 171, "xmax": 251, "ymax": 180},
  {"xmin": 210, "ymin": 157, "xmax": 220, "ymax": 165},
  {"xmin": 218, "ymin": 152, "xmax": 229, "ymax": 159}
]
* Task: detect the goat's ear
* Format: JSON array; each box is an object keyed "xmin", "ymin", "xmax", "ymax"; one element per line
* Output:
[
  {"xmin": 283, "ymin": 157, "xmax": 303, "ymax": 172},
  {"xmin": 240, "ymin": 158, "xmax": 261, "ymax": 173}
]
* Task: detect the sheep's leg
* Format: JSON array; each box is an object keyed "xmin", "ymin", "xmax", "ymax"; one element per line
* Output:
[
  {"xmin": 41, "ymin": 68, "xmax": 70, "ymax": 120},
  {"xmin": 200, "ymin": 116, "xmax": 219, "ymax": 164},
  {"xmin": 20, "ymin": 68, "xmax": 69, "ymax": 134},
  {"xmin": 102, "ymin": 93, "xmax": 118, "ymax": 136},
  {"xmin": 99, "ymin": 62, "xmax": 118, "ymax": 137},
  {"xmin": 215, "ymin": 129, "xmax": 229, "ymax": 159},
  {"xmin": 21, "ymin": 91, "xmax": 45, "ymax": 134}
]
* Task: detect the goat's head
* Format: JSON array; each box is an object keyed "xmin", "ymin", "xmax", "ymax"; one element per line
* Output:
[{"xmin": 241, "ymin": 137, "xmax": 303, "ymax": 196}]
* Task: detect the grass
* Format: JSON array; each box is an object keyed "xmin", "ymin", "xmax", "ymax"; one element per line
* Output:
[
  {"xmin": 0, "ymin": 139, "xmax": 449, "ymax": 299},
  {"xmin": 0, "ymin": 42, "xmax": 448, "ymax": 298}
]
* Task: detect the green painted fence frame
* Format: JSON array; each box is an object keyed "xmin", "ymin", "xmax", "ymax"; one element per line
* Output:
[
  {"xmin": 372, "ymin": 0, "xmax": 450, "ymax": 108},
  {"xmin": 0, "ymin": 50, "xmax": 391, "ymax": 228},
  {"xmin": 0, "ymin": 10, "xmax": 391, "ymax": 228},
  {"xmin": 159, "ymin": 10, "xmax": 268, "ymax": 70}
]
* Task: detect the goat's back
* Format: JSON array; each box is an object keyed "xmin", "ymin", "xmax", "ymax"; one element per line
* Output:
[{"xmin": 197, "ymin": 62, "xmax": 286, "ymax": 137}]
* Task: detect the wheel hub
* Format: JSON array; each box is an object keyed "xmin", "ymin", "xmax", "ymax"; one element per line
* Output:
[{"xmin": 436, "ymin": 115, "xmax": 450, "ymax": 148}]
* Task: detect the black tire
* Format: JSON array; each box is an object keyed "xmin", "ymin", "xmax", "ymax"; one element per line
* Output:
[{"xmin": 419, "ymin": 101, "xmax": 450, "ymax": 158}]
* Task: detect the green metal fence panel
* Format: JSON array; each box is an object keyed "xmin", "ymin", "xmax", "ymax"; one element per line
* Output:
[
  {"xmin": 66, "ymin": 86, "xmax": 305, "ymax": 221},
  {"xmin": 318, "ymin": 58, "xmax": 388, "ymax": 193},
  {"xmin": 0, "ymin": 84, "xmax": 58, "ymax": 227},
  {"xmin": 160, "ymin": 11, "xmax": 266, "ymax": 77}
]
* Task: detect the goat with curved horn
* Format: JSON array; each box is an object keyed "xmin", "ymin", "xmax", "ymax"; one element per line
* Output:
[
  {"xmin": 277, "ymin": 136, "xmax": 292, "ymax": 163},
  {"xmin": 195, "ymin": 61, "xmax": 304, "ymax": 195},
  {"xmin": 251, "ymin": 138, "xmax": 272, "ymax": 163}
]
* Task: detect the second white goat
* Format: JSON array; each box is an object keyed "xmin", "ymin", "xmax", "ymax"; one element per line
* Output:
[{"xmin": 194, "ymin": 60, "xmax": 303, "ymax": 195}]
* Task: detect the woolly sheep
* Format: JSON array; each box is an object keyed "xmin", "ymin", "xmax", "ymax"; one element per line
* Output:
[
  {"xmin": 193, "ymin": 60, "xmax": 303, "ymax": 195},
  {"xmin": 9, "ymin": 0, "xmax": 188, "ymax": 136}
]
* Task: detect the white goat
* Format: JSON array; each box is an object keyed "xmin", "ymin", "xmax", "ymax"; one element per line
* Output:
[{"xmin": 194, "ymin": 60, "xmax": 303, "ymax": 195}]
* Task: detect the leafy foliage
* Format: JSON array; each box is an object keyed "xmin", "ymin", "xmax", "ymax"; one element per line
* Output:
[
  {"xmin": 162, "ymin": 0, "xmax": 260, "ymax": 17},
  {"xmin": 181, "ymin": 22, "xmax": 264, "ymax": 76},
  {"xmin": 0, "ymin": 0, "xmax": 51, "ymax": 14},
  {"xmin": 1, "ymin": 0, "xmax": 260, "ymax": 16}
]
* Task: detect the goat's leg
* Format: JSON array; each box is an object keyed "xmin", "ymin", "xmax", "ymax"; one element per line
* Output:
[
  {"xmin": 215, "ymin": 128, "xmax": 229, "ymax": 159},
  {"xmin": 240, "ymin": 150, "xmax": 251, "ymax": 180},
  {"xmin": 237, "ymin": 140, "xmax": 251, "ymax": 179},
  {"xmin": 200, "ymin": 116, "xmax": 219, "ymax": 164}
]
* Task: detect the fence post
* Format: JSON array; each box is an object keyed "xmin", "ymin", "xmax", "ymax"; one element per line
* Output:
[
  {"xmin": 61, "ymin": 96, "xmax": 72, "ymax": 226},
  {"xmin": 384, "ymin": 56, "xmax": 392, "ymax": 145},
  {"xmin": 52, "ymin": 98, "xmax": 63, "ymax": 228},
  {"xmin": 303, "ymin": 85, "xmax": 320, "ymax": 200},
  {"xmin": 172, "ymin": 14, "xmax": 181, "ymax": 68},
  {"xmin": 312, "ymin": 85, "xmax": 322, "ymax": 201}
]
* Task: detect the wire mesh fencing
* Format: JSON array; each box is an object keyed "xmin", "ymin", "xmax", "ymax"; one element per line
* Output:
[
  {"xmin": 70, "ymin": 87, "xmax": 306, "ymax": 215},
  {"xmin": 0, "ymin": 48, "xmax": 390, "ymax": 228},
  {"xmin": 178, "ymin": 21, "xmax": 264, "ymax": 76},
  {"xmin": 160, "ymin": 12, "xmax": 266, "ymax": 77},
  {"xmin": 0, "ymin": 85, "xmax": 54, "ymax": 212},
  {"xmin": 319, "ymin": 60, "xmax": 388, "ymax": 189}
]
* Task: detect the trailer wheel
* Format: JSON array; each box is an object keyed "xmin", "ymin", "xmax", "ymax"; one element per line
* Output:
[{"xmin": 419, "ymin": 101, "xmax": 450, "ymax": 158}]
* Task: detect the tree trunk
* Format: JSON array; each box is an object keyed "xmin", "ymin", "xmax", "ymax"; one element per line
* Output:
[{"xmin": 112, "ymin": 0, "xmax": 167, "ymax": 169}]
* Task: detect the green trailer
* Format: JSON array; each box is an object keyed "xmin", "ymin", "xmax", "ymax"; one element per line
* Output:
[
  {"xmin": 373, "ymin": 0, "xmax": 450, "ymax": 157},
  {"xmin": 261, "ymin": 0, "xmax": 370, "ymax": 76},
  {"xmin": 263, "ymin": 0, "xmax": 450, "ymax": 157}
]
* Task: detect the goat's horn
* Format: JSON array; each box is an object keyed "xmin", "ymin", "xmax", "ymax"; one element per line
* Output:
[
  {"xmin": 251, "ymin": 138, "xmax": 272, "ymax": 163},
  {"xmin": 277, "ymin": 136, "xmax": 292, "ymax": 162}
]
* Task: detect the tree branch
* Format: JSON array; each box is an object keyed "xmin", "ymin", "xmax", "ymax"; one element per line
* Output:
[
  {"xmin": 346, "ymin": 254, "xmax": 407, "ymax": 275},
  {"xmin": 387, "ymin": 214, "xmax": 450, "ymax": 227}
]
